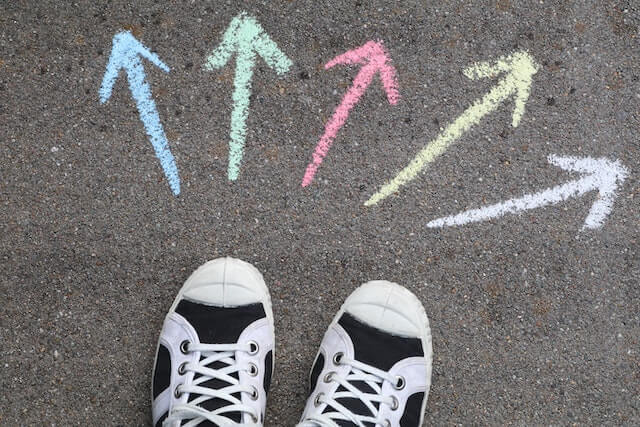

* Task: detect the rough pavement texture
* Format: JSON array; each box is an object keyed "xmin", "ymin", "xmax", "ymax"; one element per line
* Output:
[{"xmin": 1, "ymin": 0, "xmax": 639, "ymax": 425}]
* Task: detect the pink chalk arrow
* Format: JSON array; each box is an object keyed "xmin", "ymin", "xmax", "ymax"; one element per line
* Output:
[{"xmin": 301, "ymin": 40, "xmax": 400, "ymax": 187}]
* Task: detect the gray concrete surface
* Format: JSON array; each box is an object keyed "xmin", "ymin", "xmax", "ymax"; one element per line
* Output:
[{"xmin": 1, "ymin": 0, "xmax": 639, "ymax": 425}]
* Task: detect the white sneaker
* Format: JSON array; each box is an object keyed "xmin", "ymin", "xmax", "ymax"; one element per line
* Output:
[
  {"xmin": 297, "ymin": 281, "xmax": 433, "ymax": 427},
  {"xmin": 151, "ymin": 257, "xmax": 274, "ymax": 427}
]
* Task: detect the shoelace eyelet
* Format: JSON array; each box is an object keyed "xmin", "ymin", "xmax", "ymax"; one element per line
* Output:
[
  {"xmin": 323, "ymin": 371, "xmax": 335, "ymax": 383},
  {"xmin": 332, "ymin": 352, "xmax": 343, "ymax": 365},
  {"xmin": 382, "ymin": 419, "xmax": 391, "ymax": 427},
  {"xmin": 180, "ymin": 340, "xmax": 190, "ymax": 355},
  {"xmin": 250, "ymin": 414, "xmax": 259, "ymax": 423},
  {"xmin": 314, "ymin": 392, "xmax": 324, "ymax": 407},
  {"xmin": 248, "ymin": 341, "xmax": 259, "ymax": 355},
  {"xmin": 390, "ymin": 395, "xmax": 399, "ymax": 410},
  {"xmin": 174, "ymin": 385, "xmax": 183, "ymax": 398},
  {"xmin": 250, "ymin": 386, "xmax": 259, "ymax": 401},
  {"xmin": 178, "ymin": 362, "xmax": 188, "ymax": 375},
  {"xmin": 394, "ymin": 375, "xmax": 406, "ymax": 390},
  {"xmin": 248, "ymin": 362, "xmax": 259, "ymax": 377}
]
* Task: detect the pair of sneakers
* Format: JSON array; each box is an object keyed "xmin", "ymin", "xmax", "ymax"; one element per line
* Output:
[{"xmin": 151, "ymin": 257, "xmax": 433, "ymax": 427}]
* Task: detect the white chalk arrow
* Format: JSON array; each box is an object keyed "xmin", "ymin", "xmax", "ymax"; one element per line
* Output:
[{"xmin": 427, "ymin": 155, "xmax": 629, "ymax": 230}]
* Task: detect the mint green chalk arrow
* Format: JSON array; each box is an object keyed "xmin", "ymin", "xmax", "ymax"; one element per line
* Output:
[{"xmin": 204, "ymin": 12, "xmax": 292, "ymax": 181}]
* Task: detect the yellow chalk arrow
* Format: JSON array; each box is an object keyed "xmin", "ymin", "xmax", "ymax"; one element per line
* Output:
[{"xmin": 365, "ymin": 50, "xmax": 540, "ymax": 206}]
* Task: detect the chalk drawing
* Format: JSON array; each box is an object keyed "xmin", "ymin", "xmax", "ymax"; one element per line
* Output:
[
  {"xmin": 427, "ymin": 155, "xmax": 628, "ymax": 230},
  {"xmin": 204, "ymin": 12, "xmax": 292, "ymax": 181},
  {"xmin": 99, "ymin": 31, "xmax": 180, "ymax": 195},
  {"xmin": 365, "ymin": 50, "xmax": 539, "ymax": 206},
  {"xmin": 301, "ymin": 40, "xmax": 399, "ymax": 187}
]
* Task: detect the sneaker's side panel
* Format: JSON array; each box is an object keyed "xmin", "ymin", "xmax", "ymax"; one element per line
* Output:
[
  {"xmin": 151, "ymin": 313, "xmax": 200, "ymax": 426},
  {"xmin": 236, "ymin": 317, "xmax": 276, "ymax": 424},
  {"xmin": 299, "ymin": 323, "xmax": 355, "ymax": 422},
  {"xmin": 378, "ymin": 356, "xmax": 430, "ymax": 426}
]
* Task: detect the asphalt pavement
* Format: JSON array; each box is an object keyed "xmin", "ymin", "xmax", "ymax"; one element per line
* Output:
[{"xmin": 1, "ymin": 0, "xmax": 639, "ymax": 425}]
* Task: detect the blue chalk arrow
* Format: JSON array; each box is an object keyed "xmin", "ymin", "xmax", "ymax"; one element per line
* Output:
[{"xmin": 99, "ymin": 31, "xmax": 180, "ymax": 195}]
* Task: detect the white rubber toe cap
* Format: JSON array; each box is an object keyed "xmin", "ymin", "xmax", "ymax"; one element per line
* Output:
[
  {"xmin": 174, "ymin": 257, "xmax": 270, "ymax": 308},
  {"xmin": 341, "ymin": 280, "xmax": 428, "ymax": 338}
]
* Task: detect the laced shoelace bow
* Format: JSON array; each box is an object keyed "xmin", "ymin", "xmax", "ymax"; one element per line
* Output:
[
  {"xmin": 299, "ymin": 354, "xmax": 402, "ymax": 427},
  {"xmin": 164, "ymin": 341, "xmax": 261, "ymax": 427}
]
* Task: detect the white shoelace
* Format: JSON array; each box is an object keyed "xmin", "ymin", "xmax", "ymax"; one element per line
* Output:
[
  {"xmin": 164, "ymin": 342, "xmax": 260, "ymax": 427},
  {"xmin": 298, "ymin": 355, "xmax": 400, "ymax": 427}
]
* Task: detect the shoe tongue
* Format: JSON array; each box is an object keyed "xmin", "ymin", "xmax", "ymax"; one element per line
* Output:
[
  {"xmin": 337, "ymin": 313, "xmax": 423, "ymax": 371},
  {"xmin": 175, "ymin": 301, "xmax": 267, "ymax": 426},
  {"xmin": 175, "ymin": 300, "xmax": 266, "ymax": 344},
  {"xmin": 322, "ymin": 381, "xmax": 379, "ymax": 427},
  {"xmin": 188, "ymin": 359, "xmax": 242, "ymax": 426}
]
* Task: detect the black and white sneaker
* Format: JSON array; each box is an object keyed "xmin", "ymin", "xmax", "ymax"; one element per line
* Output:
[
  {"xmin": 297, "ymin": 281, "xmax": 432, "ymax": 427},
  {"xmin": 151, "ymin": 257, "xmax": 274, "ymax": 427}
]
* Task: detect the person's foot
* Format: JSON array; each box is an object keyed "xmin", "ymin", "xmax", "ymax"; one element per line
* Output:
[
  {"xmin": 151, "ymin": 257, "xmax": 274, "ymax": 427},
  {"xmin": 297, "ymin": 281, "xmax": 432, "ymax": 427}
]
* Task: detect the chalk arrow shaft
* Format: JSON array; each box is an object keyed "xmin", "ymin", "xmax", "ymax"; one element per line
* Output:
[
  {"xmin": 366, "ymin": 50, "xmax": 539, "ymax": 206},
  {"xmin": 227, "ymin": 51, "xmax": 256, "ymax": 180},
  {"xmin": 302, "ymin": 40, "xmax": 399, "ymax": 187},
  {"xmin": 204, "ymin": 12, "xmax": 292, "ymax": 181},
  {"xmin": 99, "ymin": 31, "xmax": 179, "ymax": 195},
  {"xmin": 427, "ymin": 155, "xmax": 628, "ymax": 230},
  {"xmin": 125, "ymin": 58, "xmax": 179, "ymax": 193},
  {"xmin": 368, "ymin": 76, "xmax": 516, "ymax": 205},
  {"xmin": 308, "ymin": 70, "xmax": 376, "ymax": 163}
]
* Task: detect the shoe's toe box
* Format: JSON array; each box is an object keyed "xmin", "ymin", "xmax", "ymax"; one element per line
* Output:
[
  {"xmin": 342, "ymin": 280, "xmax": 428, "ymax": 338},
  {"xmin": 179, "ymin": 257, "xmax": 269, "ymax": 307}
]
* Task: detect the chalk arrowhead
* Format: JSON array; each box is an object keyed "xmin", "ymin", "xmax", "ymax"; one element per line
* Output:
[
  {"xmin": 463, "ymin": 50, "xmax": 540, "ymax": 127},
  {"xmin": 548, "ymin": 155, "xmax": 629, "ymax": 229},
  {"xmin": 426, "ymin": 154, "xmax": 628, "ymax": 231},
  {"xmin": 99, "ymin": 31, "xmax": 169, "ymax": 103},
  {"xmin": 300, "ymin": 40, "xmax": 400, "ymax": 187},
  {"xmin": 203, "ymin": 12, "xmax": 292, "ymax": 75},
  {"xmin": 98, "ymin": 31, "xmax": 179, "ymax": 196},
  {"xmin": 325, "ymin": 40, "xmax": 400, "ymax": 105}
]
